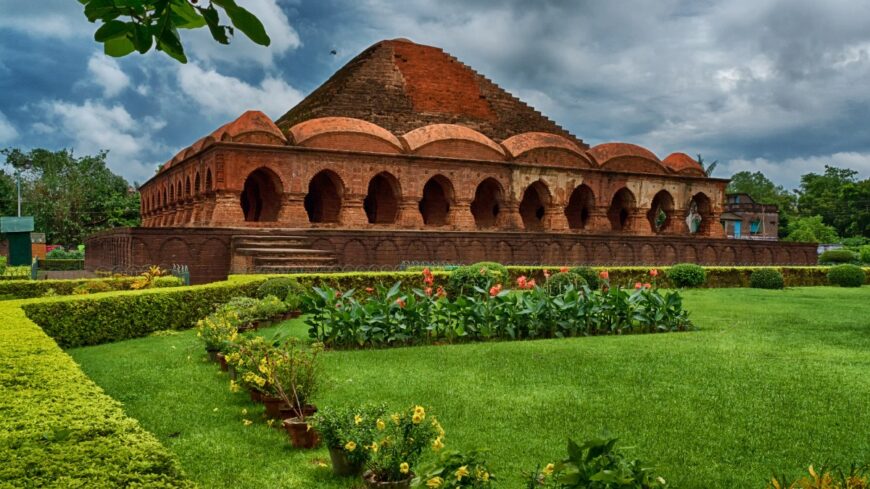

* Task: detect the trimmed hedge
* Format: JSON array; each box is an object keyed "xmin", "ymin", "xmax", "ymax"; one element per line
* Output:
[
  {"xmin": 819, "ymin": 249, "xmax": 859, "ymax": 265},
  {"xmin": 0, "ymin": 277, "xmax": 139, "ymax": 299},
  {"xmin": 38, "ymin": 258, "xmax": 85, "ymax": 271},
  {"xmin": 828, "ymin": 264, "xmax": 866, "ymax": 287},
  {"xmin": 0, "ymin": 303, "xmax": 192, "ymax": 487},
  {"xmin": 749, "ymin": 268, "xmax": 785, "ymax": 289},
  {"xmin": 22, "ymin": 278, "xmax": 264, "ymax": 348}
]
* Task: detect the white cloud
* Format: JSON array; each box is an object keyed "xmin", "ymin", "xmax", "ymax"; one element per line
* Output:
[
  {"xmin": 177, "ymin": 63, "xmax": 303, "ymax": 119},
  {"xmin": 40, "ymin": 99, "xmax": 164, "ymax": 183},
  {"xmin": 0, "ymin": 0, "xmax": 89, "ymax": 39},
  {"xmin": 0, "ymin": 110, "xmax": 18, "ymax": 144},
  {"xmin": 87, "ymin": 53, "xmax": 130, "ymax": 98},
  {"xmin": 184, "ymin": 0, "xmax": 301, "ymax": 67},
  {"xmin": 722, "ymin": 152, "xmax": 870, "ymax": 190}
]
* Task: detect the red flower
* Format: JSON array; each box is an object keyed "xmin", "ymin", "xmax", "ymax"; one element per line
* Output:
[
  {"xmin": 489, "ymin": 284, "xmax": 502, "ymax": 297},
  {"xmin": 527, "ymin": 279, "xmax": 536, "ymax": 289},
  {"xmin": 424, "ymin": 287, "xmax": 433, "ymax": 296},
  {"xmin": 517, "ymin": 275, "xmax": 527, "ymax": 288},
  {"xmin": 560, "ymin": 266, "xmax": 569, "ymax": 273},
  {"xmin": 634, "ymin": 282, "xmax": 643, "ymax": 289},
  {"xmin": 334, "ymin": 291, "xmax": 342, "ymax": 298},
  {"xmin": 423, "ymin": 276, "xmax": 434, "ymax": 286},
  {"xmin": 599, "ymin": 270, "xmax": 609, "ymax": 280},
  {"xmin": 365, "ymin": 287, "xmax": 374, "ymax": 293},
  {"xmin": 395, "ymin": 298, "xmax": 406, "ymax": 308},
  {"xmin": 436, "ymin": 286, "xmax": 447, "ymax": 298},
  {"xmin": 422, "ymin": 267, "xmax": 430, "ymax": 276},
  {"xmin": 543, "ymin": 270, "xmax": 551, "ymax": 279},
  {"xmin": 643, "ymin": 283, "xmax": 652, "ymax": 289},
  {"xmin": 649, "ymin": 268, "xmax": 659, "ymax": 277}
]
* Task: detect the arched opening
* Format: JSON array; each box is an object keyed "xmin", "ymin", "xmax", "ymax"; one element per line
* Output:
[
  {"xmin": 240, "ymin": 167, "xmax": 283, "ymax": 222},
  {"xmin": 194, "ymin": 172, "xmax": 201, "ymax": 194},
  {"xmin": 169, "ymin": 185, "xmax": 174, "ymax": 203},
  {"xmin": 185, "ymin": 176, "xmax": 191, "ymax": 198},
  {"xmin": 565, "ymin": 184, "xmax": 595, "ymax": 230},
  {"xmin": 519, "ymin": 181, "xmax": 550, "ymax": 230},
  {"xmin": 608, "ymin": 188, "xmax": 636, "ymax": 231},
  {"xmin": 471, "ymin": 178, "xmax": 503, "ymax": 228},
  {"xmin": 162, "ymin": 188, "xmax": 167, "ymax": 207},
  {"xmin": 205, "ymin": 169, "xmax": 213, "ymax": 191},
  {"xmin": 419, "ymin": 175, "xmax": 453, "ymax": 226},
  {"xmin": 647, "ymin": 190, "xmax": 675, "ymax": 233},
  {"xmin": 364, "ymin": 172, "xmax": 400, "ymax": 224},
  {"xmin": 305, "ymin": 170, "xmax": 343, "ymax": 223},
  {"xmin": 176, "ymin": 182, "xmax": 182, "ymax": 202},
  {"xmin": 687, "ymin": 192, "xmax": 713, "ymax": 235}
]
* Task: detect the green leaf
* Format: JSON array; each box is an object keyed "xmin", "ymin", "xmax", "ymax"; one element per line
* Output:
[
  {"xmin": 84, "ymin": 0, "xmax": 119, "ymax": 22},
  {"xmin": 131, "ymin": 23, "xmax": 153, "ymax": 54},
  {"xmin": 157, "ymin": 27, "xmax": 187, "ymax": 63},
  {"xmin": 218, "ymin": 2, "xmax": 270, "ymax": 46},
  {"xmin": 94, "ymin": 20, "xmax": 130, "ymax": 42},
  {"xmin": 170, "ymin": 0, "xmax": 206, "ymax": 29},
  {"xmin": 198, "ymin": 5, "xmax": 230, "ymax": 44},
  {"xmin": 104, "ymin": 36, "xmax": 136, "ymax": 57}
]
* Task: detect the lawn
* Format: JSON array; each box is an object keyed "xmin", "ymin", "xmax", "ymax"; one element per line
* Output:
[{"xmin": 68, "ymin": 287, "xmax": 870, "ymax": 488}]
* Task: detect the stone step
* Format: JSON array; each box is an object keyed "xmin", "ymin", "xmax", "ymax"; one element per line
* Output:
[
  {"xmin": 252, "ymin": 264, "xmax": 341, "ymax": 274},
  {"xmin": 233, "ymin": 239, "xmax": 311, "ymax": 248},
  {"xmin": 235, "ymin": 247, "xmax": 330, "ymax": 256},
  {"xmin": 253, "ymin": 257, "xmax": 337, "ymax": 268}
]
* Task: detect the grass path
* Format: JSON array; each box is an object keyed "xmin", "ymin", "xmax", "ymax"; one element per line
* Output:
[{"xmin": 68, "ymin": 287, "xmax": 870, "ymax": 488}]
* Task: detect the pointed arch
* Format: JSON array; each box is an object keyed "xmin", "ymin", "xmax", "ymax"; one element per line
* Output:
[
  {"xmin": 471, "ymin": 178, "xmax": 504, "ymax": 228},
  {"xmin": 240, "ymin": 167, "xmax": 283, "ymax": 222},
  {"xmin": 419, "ymin": 174, "xmax": 455, "ymax": 226},
  {"xmin": 364, "ymin": 172, "xmax": 401, "ymax": 224},
  {"xmin": 194, "ymin": 171, "xmax": 201, "ymax": 194},
  {"xmin": 648, "ymin": 190, "xmax": 675, "ymax": 233},
  {"xmin": 305, "ymin": 169, "xmax": 344, "ymax": 223},
  {"xmin": 565, "ymin": 184, "xmax": 595, "ymax": 230},
  {"xmin": 519, "ymin": 180, "xmax": 551, "ymax": 230},
  {"xmin": 608, "ymin": 188, "xmax": 636, "ymax": 231}
]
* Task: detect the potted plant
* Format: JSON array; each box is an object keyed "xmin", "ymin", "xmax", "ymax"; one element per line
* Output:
[
  {"xmin": 363, "ymin": 405, "xmax": 441, "ymax": 488},
  {"xmin": 412, "ymin": 449, "xmax": 495, "ymax": 488},
  {"xmin": 195, "ymin": 313, "xmax": 238, "ymax": 361},
  {"xmin": 266, "ymin": 338, "xmax": 324, "ymax": 448},
  {"xmin": 311, "ymin": 404, "xmax": 388, "ymax": 477},
  {"xmin": 231, "ymin": 335, "xmax": 273, "ymax": 401},
  {"xmin": 284, "ymin": 292, "xmax": 304, "ymax": 319}
]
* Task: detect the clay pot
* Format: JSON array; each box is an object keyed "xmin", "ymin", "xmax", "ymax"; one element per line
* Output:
[
  {"xmin": 249, "ymin": 389, "xmax": 263, "ymax": 403},
  {"xmin": 262, "ymin": 395, "xmax": 288, "ymax": 419},
  {"xmin": 283, "ymin": 418, "xmax": 320, "ymax": 449},
  {"xmin": 206, "ymin": 348, "xmax": 219, "ymax": 362},
  {"xmin": 362, "ymin": 471, "xmax": 413, "ymax": 489},
  {"xmin": 328, "ymin": 446, "xmax": 363, "ymax": 476},
  {"xmin": 290, "ymin": 310, "xmax": 302, "ymax": 318},
  {"xmin": 279, "ymin": 403, "xmax": 317, "ymax": 419},
  {"xmin": 216, "ymin": 352, "xmax": 228, "ymax": 372},
  {"xmin": 227, "ymin": 364, "xmax": 237, "ymax": 380}
]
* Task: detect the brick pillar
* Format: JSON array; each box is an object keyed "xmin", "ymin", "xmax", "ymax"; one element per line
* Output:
[
  {"xmin": 546, "ymin": 204, "xmax": 569, "ymax": 231},
  {"xmin": 628, "ymin": 209, "xmax": 648, "ymax": 235},
  {"xmin": 451, "ymin": 199, "xmax": 476, "ymax": 230},
  {"xmin": 671, "ymin": 209, "xmax": 689, "ymax": 234},
  {"xmin": 190, "ymin": 197, "xmax": 202, "ymax": 226},
  {"xmin": 340, "ymin": 194, "xmax": 368, "ymax": 227},
  {"xmin": 398, "ymin": 198, "xmax": 424, "ymax": 228},
  {"xmin": 210, "ymin": 190, "xmax": 245, "ymax": 226},
  {"xmin": 499, "ymin": 201, "xmax": 523, "ymax": 230},
  {"xmin": 181, "ymin": 200, "xmax": 194, "ymax": 226},
  {"xmin": 278, "ymin": 192, "xmax": 309, "ymax": 227},
  {"xmin": 587, "ymin": 206, "xmax": 610, "ymax": 232},
  {"xmin": 706, "ymin": 211, "xmax": 726, "ymax": 238},
  {"xmin": 200, "ymin": 196, "xmax": 217, "ymax": 226}
]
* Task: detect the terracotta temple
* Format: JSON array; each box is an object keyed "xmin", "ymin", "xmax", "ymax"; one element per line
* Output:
[{"xmin": 87, "ymin": 39, "xmax": 815, "ymax": 283}]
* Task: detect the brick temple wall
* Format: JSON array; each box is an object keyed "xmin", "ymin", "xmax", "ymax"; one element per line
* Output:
[{"xmin": 86, "ymin": 227, "xmax": 817, "ymax": 284}]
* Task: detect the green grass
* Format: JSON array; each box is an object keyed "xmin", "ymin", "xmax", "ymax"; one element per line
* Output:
[{"xmin": 67, "ymin": 287, "xmax": 870, "ymax": 488}]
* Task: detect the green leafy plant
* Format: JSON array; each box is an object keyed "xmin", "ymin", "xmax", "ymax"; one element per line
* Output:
[
  {"xmin": 154, "ymin": 275, "xmax": 184, "ymax": 288},
  {"xmin": 666, "ymin": 263, "xmax": 706, "ymax": 288},
  {"xmin": 311, "ymin": 404, "xmax": 389, "ymax": 468},
  {"xmin": 768, "ymin": 464, "xmax": 870, "ymax": 489},
  {"xmin": 447, "ymin": 262, "xmax": 508, "ymax": 296},
  {"xmin": 827, "ymin": 265, "xmax": 866, "ymax": 287},
  {"xmin": 257, "ymin": 277, "xmax": 304, "ymax": 300},
  {"xmin": 819, "ymin": 249, "xmax": 860, "ymax": 265},
  {"xmin": 365, "ymin": 405, "xmax": 442, "ymax": 483},
  {"xmin": 750, "ymin": 268, "xmax": 785, "ymax": 289},
  {"xmin": 80, "ymin": 0, "xmax": 270, "ymax": 63},
  {"xmin": 46, "ymin": 246, "xmax": 85, "ymax": 260},
  {"xmin": 546, "ymin": 271, "xmax": 587, "ymax": 294},
  {"xmin": 413, "ymin": 449, "xmax": 495, "ymax": 488},
  {"xmin": 264, "ymin": 337, "xmax": 324, "ymax": 419},
  {"xmin": 571, "ymin": 267, "xmax": 601, "ymax": 290},
  {"xmin": 526, "ymin": 436, "xmax": 668, "ymax": 489},
  {"xmin": 195, "ymin": 311, "xmax": 239, "ymax": 351},
  {"xmin": 861, "ymin": 246, "xmax": 870, "ymax": 265}
]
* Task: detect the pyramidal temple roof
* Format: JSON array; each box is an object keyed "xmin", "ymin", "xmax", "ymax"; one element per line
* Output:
[{"xmin": 275, "ymin": 38, "xmax": 587, "ymax": 148}]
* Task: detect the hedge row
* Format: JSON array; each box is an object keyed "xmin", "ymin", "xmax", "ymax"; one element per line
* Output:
[
  {"xmin": 22, "ymin": 278, "xmax": 265, "ymax": 348},
  {"xmin": 0, "ymin": 277, "xmax": 140, "ymax": 299},
  {"xmin": 0, "ymin": 303, "xmax": 192, "ymax": 487},
  {"xmin": 38, "ymin": 258, "xmax": 85, "ymax": 271}
]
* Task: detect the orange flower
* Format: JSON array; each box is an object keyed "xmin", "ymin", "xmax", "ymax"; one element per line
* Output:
[
  {"xmin": 424, "ymin": 276, "xmax": 434, "ymax": 286},
  {"xmin": 517, "ymin": 276, "xmax": 527, "ymax": 288},
  {"xmin": 649, "ymin": 268, "xmax": 659, "ymax": 277},
  {"xmin": 489, "ymin": 284, "xmax": 502, "ymax": 297},
  {"xmin": 543, "ymin": 270, "xmax": 550, "ymax": 279},
  {"xmin": 643, "ymin": 282, "xmax": 652, "ymax": 289},
  {"xmin": 423, "ymin": 267, "xmax": 431, "ymax": 276},
  {"xmin": 599, "ymin": 270, "xmax": 609, "ymax": 280},
  {"xmin": 365, "ymin": 287, "xmax": 374, "ymax": 293},
  {"xmin": 527, "ymin": 279, "xmax": 536, "ymax": 289},
  {"xmin": 395, "ymin": 298, "xmax": 406, "ymax": 308},
  {"xmin": 634, "ymin": 282, "xmax": 643, "ymax": 289},
  {"xmin": 560, "ymin": 266, "xmax": 569, "ymax": 273},
  {"xmin": 436, "ymin": 286, "xmax": 447, "ymax": 298},
  {"xmin": 425, "ymin": 287, "xmax": 433, "ymax": 296},
  {"xmin": 335, "ymin": 291, "xmax": 342, "ymax": 298}
]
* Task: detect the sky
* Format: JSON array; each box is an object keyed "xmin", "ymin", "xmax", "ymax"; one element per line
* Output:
[{"xmin": 1, "ymin": 0, "xmax": 869, "ymax": 189}]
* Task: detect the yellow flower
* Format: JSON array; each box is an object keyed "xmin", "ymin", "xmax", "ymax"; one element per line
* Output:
[
  {"xmin": 391, "ymin": 414, "xmax": 401, "ymax": 425},
  {"xmin": 369, "ymin": 442, "xmax": 379, "ymax": 453},
  {"xmin": 432, "ymin": 437, "xmax": 444, "ymax": 451},
  {"xmin": 354, "ymin": 414, "xmax": 363, "ymax": 425},
  {"xmin": 475, "ymin": 467, "xmax": 490, "ymax": 481},
  {"xmin": 242, "ymin": 419, "xmax": 253, "ymax": 426},
  {"xmin": 241, "ymin": 408, "xmax": 248, "ymax": 415},
  {"xmin": 376, "ymin": 419, "xmax": 386, "ymax": 431},
  {"xmin": 432, "ymin": 419, "xmax": 445, "ymax": 437},
  {"xmin": 229, "ymin": 380, "xmax": 240, "ymax": 393},
  {"xmin": 399, "ymin": 462, "xmax": 410, "ymax": 474},
  {"xmin": 426, "ymin": 476, "xmax": 444, "ymax": 488},
  {"xmin": 413, "ymin": 405, "xmax": 426, "ymax": 417},
  {"xmin": 455, "ymin": 465, "xmax": 469, "ymax": 480},
  {"xmin": 344, "ymin": 441, "xmax": 357, "ymax": 452},
  {"xmin": 542, "ymin": 463, "xmax": 555, "ymax": 476},
  {"xmin": 412, "ymin": 413, "xmax": 424, "ymax": 424},
  {"xmin": 267, "ymin": 419, "xmax": 275, "ymax": 427}
]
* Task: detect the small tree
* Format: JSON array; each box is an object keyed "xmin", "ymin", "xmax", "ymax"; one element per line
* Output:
[{"xmin": 783, "ymin": 215, "xmax": 839, "ymax": 243}]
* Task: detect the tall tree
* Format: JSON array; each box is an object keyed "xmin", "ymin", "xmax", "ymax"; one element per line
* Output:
[
  {"xmin": 783, "ymin": 215, "xmax": 840, "ymax": 243},
  {"xmin": 80, "ymin": 0, "xmax": 270, "ymax": 63},
  {"xmin": 797, "ymin": 165, "xmax": 867, "ymax": 238},
  {"xmin": 1, "ymin": 148, "xmax": 140, "ymax": 246}
]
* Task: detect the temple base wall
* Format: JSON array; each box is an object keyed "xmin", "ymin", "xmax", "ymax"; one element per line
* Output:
[{"xmin": 86, "ymin": 227, "xmax": 818, "ymax": 284}]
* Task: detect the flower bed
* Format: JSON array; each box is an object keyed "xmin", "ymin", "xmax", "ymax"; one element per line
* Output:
[{"xmin": 304, "ymin": 269, "xmax": 693, "ymax": 349}]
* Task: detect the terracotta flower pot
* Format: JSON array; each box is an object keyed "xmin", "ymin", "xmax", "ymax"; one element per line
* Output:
[
  {"xmin": 249, "ymin": 389, "xmax": 263, "ymax": 403},
  {"xmin": 262, "ymin": 395, "xmax": 289, "ymax": 419},
  {"xmin": 216, "ymin": 352, "xmax": 228, "ymax": 372},
  {"xmin": 363, "ymin": 471, "xmax": 413, "ymax": 489},
  {"xmin": 290, "ymin": 310, "xmax": 302, "ymax": 318},
  {"xmin": 328, "ymin": 446, "xmax": 363, "ymax": 477},
  {"xmin": 279, "ymin": 403, "xmax": 317, "ymax": 419},
  {"xmin": 206, "ymin": 348, "xmax": 219, "ymax": 362},
  {"xmin": 283, "ymin": 418, "xmax": 320, "ymax": 449}
]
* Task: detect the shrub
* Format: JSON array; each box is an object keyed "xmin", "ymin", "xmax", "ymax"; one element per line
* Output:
[
  {"xmin": 39, "ymin": 258, "xmax": 85, "ymax": 271},
  {"xmin": 256, "ymin": 276, "xmax": 304, "ymax": 299},
  {"xmin": 414, "ymin": 449, "xmax": 495, "ymax": 488},
  {"xmin": 571, "ymin": 266, "xmax": 600, "ymax": 289},
  {"xmin": 527, "ymin": 436, "xmax": 668, "ymax": 489},
  {"xmin": 46, "ymin": 246, "xmax": 85, "ymax": 259},
  {"xmin": 0, "ymin": 277, "xmax": 138, "ymax": 299},
  {"xmin": 155, "ymin": 275, "xmax": 184, "ymax": 288},
  {"xmin": 72, "ymin": 280, "xmax": 114, "ymax": 295},
  {"xmin": 768, "ymin": 464, "xmax": 870, "ymax": 489},
  {"xmin": 0, "ymin": 304, "xmax": 192, "ymax": 487},
  {"xmin": 0, "ymin": 255, "xmax": 6, "ymax": 275},
  {"xmin": 750, "ymin": 269, "xmax": 785, "ymax": 289},
  {"xmin": 365, "ymin": 405, "xmax": 441, "ymax": 484},
  {"xmin": 860, "ymin": 245, "xmax": 870, "ymax": 264},
  {"xmin": 447, "ymin": 262, "xmax": 508, "ymax": 295},
  {"xmin": 828, "ymin": 264, "xmax": 866, "ymax": 287},
  {"xmin": 311, "ymin": 404, "xmax": 389, "ymax": 468},
  {"xmin": 667, "ymin": 263, "xmax": 707, "ymax": 288},
  {"xmin": 22, "ymin": 278, "xmax": 263, "ymax": 348},
  {"xmin": 819, "ymin": 249, "xmax": 860, "ymax": 265},
  {"xmin": 546, "ymin": 272, "xmax": 587, "ymax": 294}
]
